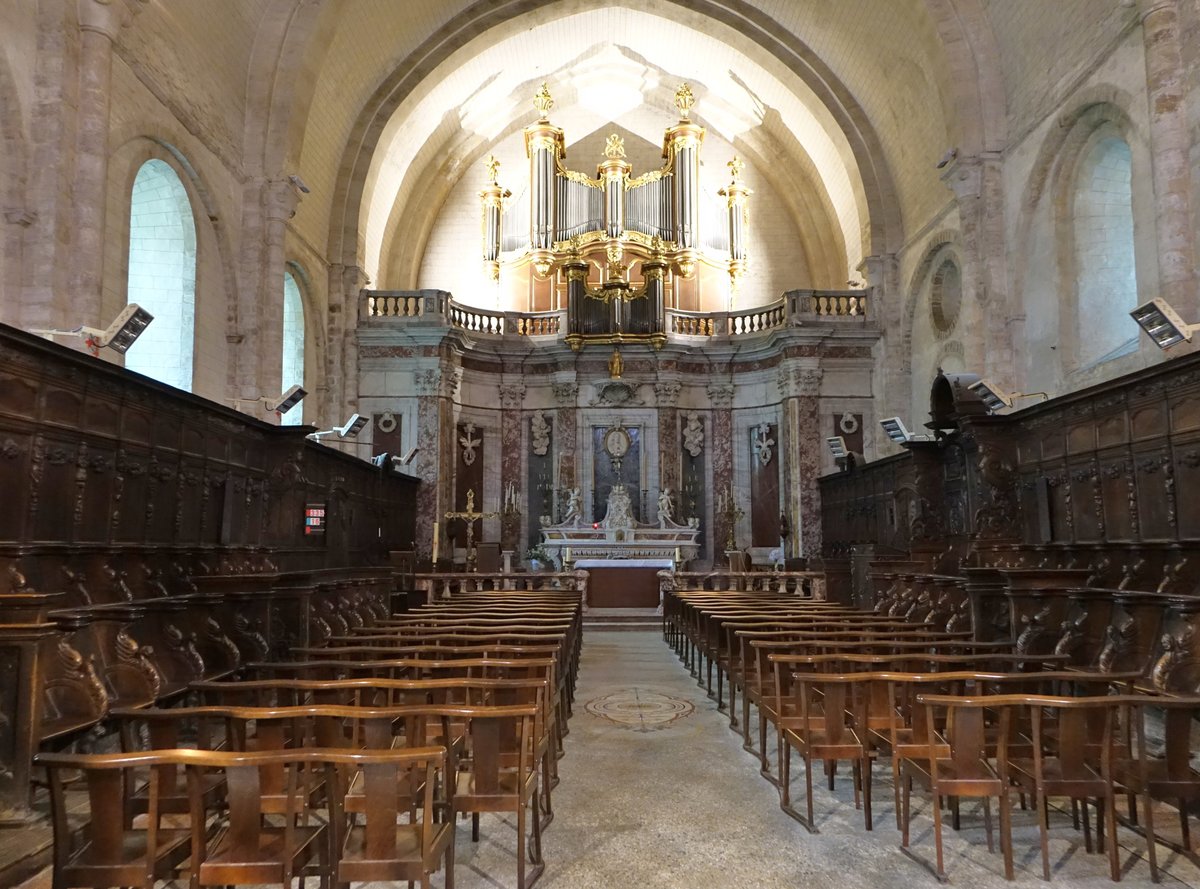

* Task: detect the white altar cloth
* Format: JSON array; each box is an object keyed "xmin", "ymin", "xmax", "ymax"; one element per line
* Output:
[{"xmin": 573, "ymin": 559, "xmax": 673, "ymax": 569}]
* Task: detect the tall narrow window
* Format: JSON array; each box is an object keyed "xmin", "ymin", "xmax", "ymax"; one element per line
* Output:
[
  {"xmin": 125, "ymin": 159, "xmax": 196, "ymax": 390},
  {"xmin": 1074, "ymin": 135, "xmax": 1137, "ymax": 366},
  {"xmin": 281, "ymin": 269, "xmax": 306, "ymax": 426}
]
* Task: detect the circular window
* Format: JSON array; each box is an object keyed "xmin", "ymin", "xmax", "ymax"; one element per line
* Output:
[{"xmin": 930, "ymin": 258, "xmax": 962, "ymax": 334}]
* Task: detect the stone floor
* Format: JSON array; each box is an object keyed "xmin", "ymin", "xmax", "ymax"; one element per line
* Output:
[{"xmin": 16, "ymin": 629, "xmax": 1200, "ymax": 888}]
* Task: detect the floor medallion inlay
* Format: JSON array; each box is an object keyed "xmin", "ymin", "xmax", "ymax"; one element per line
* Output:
[{"xmin": 584, "ymin": 686, "xmax": 695, "ymax": 732}]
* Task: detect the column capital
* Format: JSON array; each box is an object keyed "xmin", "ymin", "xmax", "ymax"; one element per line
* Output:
[
  {"xmin": 705, "ymin": 382, "xmax": 734, "ymax": 408},
  {"xmin": 263, "ymin": 178, "xmax": 304, "ymax": 221},
  {"xmin": 1138, "ymin": 0, "xmax": 1177, "ymax": 22},
  {"xmin": 552, "ymin": 382, "xmax": 578, "ymax": 406},
  {"xmin": 77, "ymin": 0, "xmax": 143, "ymax": 39},
  {"xmin": 499, "ymin": 383, "xmax": 526, "ymax": 410},
  {"xmin": 654, "ymin": 380, "xmax": 681, "ymax": 406}
]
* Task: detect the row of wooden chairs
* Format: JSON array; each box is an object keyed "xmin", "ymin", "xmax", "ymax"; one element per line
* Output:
[
  {"xmin": 666, "ymin": 589, "xmax": 1200, "ymax": 883},
  {"xmin": 38, "ymin": 588, "xmax": 584, "ymax": 889}
]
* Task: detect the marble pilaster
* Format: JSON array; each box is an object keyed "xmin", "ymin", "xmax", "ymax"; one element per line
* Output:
[
  {"xmin": 707, "ymin": 382, "xmax": 734, "ymax": 560},
  {"xmin": 655, "ymin": 380, "xmax": 681, "ymax": 511},
  {"xmin": 793, "ymin": 368, "xmax": 823, "ymax": 557},
  {"xmin": 553, "ymin": 382, "xmax": 579, "ymax": 503},
  {"xmin": 499, "ymin": 382, "xmax": 525, "ymax": 550}
]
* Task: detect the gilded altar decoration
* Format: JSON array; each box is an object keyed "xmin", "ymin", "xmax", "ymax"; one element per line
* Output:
[
  {"xmin": 608, "ymin": 347, "xmax": 623, "ymax": 379},
  {"xmin": 533, "ymin": 82, "xmax": 554, "ymax": 120},
  {"xmin": 480, "ymin": 82, "xmax": 750, "ymax": 348},
  {"xmin": 674, "ymin": 82, "xmax": 696, "ymax": 120}
]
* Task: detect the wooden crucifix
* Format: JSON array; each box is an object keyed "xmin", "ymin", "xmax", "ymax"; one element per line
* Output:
[{"xmin": 444, "ymin": 488, "xmax": 499, "ymax": 572}]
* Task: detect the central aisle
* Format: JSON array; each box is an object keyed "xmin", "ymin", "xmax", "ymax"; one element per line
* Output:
[{"xmin": 452, "ymin": 629, "xmax": 904, "ymax": 889}]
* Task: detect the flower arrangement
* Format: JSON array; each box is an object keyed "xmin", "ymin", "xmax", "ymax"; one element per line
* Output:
[{"xmin": 524, "ymin": 544, "xmax": 554, "ymax": 570}]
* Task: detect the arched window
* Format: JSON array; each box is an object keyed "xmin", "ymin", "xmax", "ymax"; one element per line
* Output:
[
  {"xmin": 281, "ymin": 268, "xmax": 306, "ymax": 426},
  {"xmin": 125, "ymin": 159, "xmax": 196, "ymax": 390},
  {"xmin": 1073, "ymin": 135, "xmax": 1137, "ymax": 366}
]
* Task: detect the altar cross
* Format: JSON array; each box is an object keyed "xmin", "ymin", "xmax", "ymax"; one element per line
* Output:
[{"xmin": 444, "ymin": 488, "xmax": 500, "ymax": 571}]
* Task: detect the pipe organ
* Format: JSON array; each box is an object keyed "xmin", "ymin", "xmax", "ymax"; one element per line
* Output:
[{"xmin": 482, "ymin": 83, "xmax": 752, "ymax": 345}]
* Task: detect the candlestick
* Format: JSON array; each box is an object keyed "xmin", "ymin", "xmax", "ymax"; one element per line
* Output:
[{"xmin": 431, "ymin": 521, "xmax": 440, "ymax": 565}]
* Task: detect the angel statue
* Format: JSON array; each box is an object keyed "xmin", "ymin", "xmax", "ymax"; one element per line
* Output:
[
  {"xmin": 657, "ymin": 488, "xmax": 674, "ymax": 526},
  {"xmin": 563, "ymin": 487, "xmax": 584, "ymax": 526}
]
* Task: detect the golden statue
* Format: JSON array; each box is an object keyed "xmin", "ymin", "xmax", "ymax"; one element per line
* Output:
[
  {"xmin": 609, "ymin": 347, "xmax": 623, "ymax": 379},
  {"xmin": 604, "ymin": 133, "xmax": 626, "ymax": 159},
  {"xmin": 485, "ymin": 155, "xmax": 500, "ymax": 183},
  {"xmin": 727, "ymin": 155, "xmax": 745, "ymax": 184},
  {"xmin": 533, "ymin": 83, "xmax": 554, "ymax": 121},
  {"xmin": 674, "ymin": 83, "xmax": 696, "ymax": 120}
]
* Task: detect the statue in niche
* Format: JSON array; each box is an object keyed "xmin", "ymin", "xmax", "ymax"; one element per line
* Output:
[
  {"xmin": 657, "ymin": 488, "xmax": 674, "ymax": 526},
  {"xmin": 683, "ymin": 412, "xmax": 704, "ymax": 457},
  {"xmin": 609, "ymin": 348, "xmax": 623, "ymax": 380},
  {"xmin": 531, "ymin": 412, "xmax": 551, "ymax": 456},
  {"xmin": 563, "ymin": 488, "xmax": 584, "ymax": 527},
  {"xmin": 753, "ymin": 422, "xmax": 775, "ymax": 465}
]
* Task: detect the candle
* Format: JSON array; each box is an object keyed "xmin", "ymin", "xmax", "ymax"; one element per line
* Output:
[{"xmin": 431, "ymin": 522, "xmax": 440, "ymax": 565}]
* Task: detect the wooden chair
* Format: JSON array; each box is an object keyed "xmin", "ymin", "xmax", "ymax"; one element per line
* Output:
[
  {"xmin": 1116, "ymin": 694, "xmax": 1200, "ymax": 882},
  {"xmin": 37, "ymin": 750, "xmax": 193, "ymax": 889},
  {"xmin": 778, "ymin": 673, "xmax": 874, "ymax": 832},
  {"xmin": 1004, "ymin": 695, "xmax": 1123, "ymax": 882},
  {"xmin": 324, "ymin": 747, "xmax": 456, "ymax": 889},
  {"xmin": 179, "ymin": 747, "xmax": 328, "ymax": 888},
  {"xmin": 901, "ymin": 693, "xmax": 1015, "ymax": 881},
  {"xmin": 451, "ymin": 703, "xmax": 545, "ymax": 889}
]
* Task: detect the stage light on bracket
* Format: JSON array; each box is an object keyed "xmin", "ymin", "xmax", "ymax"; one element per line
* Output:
[
  {"xmin": 968, "ymin": 379, "xmax": 1049, "ymax": 413},
  {"xmin": 1131, "ymin": 298, "xmax": 1200, "ymax": 349},
  {"xmin": 307, "ymin": 413, "xmax": 369, "ymax": 442},
  {"xmin": 31, "ymin": 303, "xmax": 154, "ymax": 355},
  {"xmin": 880, "ymin": 417, "xmax": 932, "ymax": 444},
  {"xmin": 826, "ymin": 436, "xmax": 847, "ymax": 459}
]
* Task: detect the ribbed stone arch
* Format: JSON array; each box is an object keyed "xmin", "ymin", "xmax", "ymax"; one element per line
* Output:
[{"xmin": 321, "ymin": 0, "xmax": 906, "ymax": 276}]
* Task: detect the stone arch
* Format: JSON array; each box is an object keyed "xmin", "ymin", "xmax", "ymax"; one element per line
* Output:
[
  {"xmin": 922, "ymin": 0, "xmax": 1008, "ymax": 155},
  {"xmin": 102, "ymin": 134, "xmax": 236, "ymax": 398},
  {"xmin": 901, "ymin": 231, "xmax": 965, "ymax": 375},
  {"xmin": 324, "ymin": 0, "xmax": 906, "ymax": 277},
  {"xmin": 124, "ymin": 159, "xmax": 197, "ymax": 391},
  {"xmin": 282, "ymin": 257, "xmax": 326, "ymax": 425},
  {"xmin": 242, "ymin": 0, "xmax": 350, "ymax": 179}
]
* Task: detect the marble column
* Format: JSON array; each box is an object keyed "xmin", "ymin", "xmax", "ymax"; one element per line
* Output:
[
  {"xmin": 552, "ymin": 382, "xmax": 578, "ymax": 515},
  {"xmin": 498, "ymin": 382, "xmax": 525, "ymax": 551},
  {"xmin": 1139, "ymin": 0, "xmax": 1198, "ymax": 317},
  {"xmin": 654, "ymin": 380, "xmax": 682, "ymax": 513},
  {"xmin": 72, "ymin": 0, "xmax": 139, "ymax": 325},
  {"xmin": 794, "ymin": 368, "xmax": 824, "ymax": 558},
  {"xmin": 707, "ymin": 382, "xmax": 734, "ymax": 562},
  {"xmin": 414, "ymin": 366, "xmax": 460, "ymax": 558},
  {"xmin": 778, "ymin": 367, "xmax": 802, "ymax": 561}
]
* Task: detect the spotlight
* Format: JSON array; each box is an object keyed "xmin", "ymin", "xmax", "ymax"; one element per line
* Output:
[
  {"xmin": 826, "ymin": 436, "xmax": 847, "ymax": 460},
  {"xmin": 230, "ymin": 385, "xmax": 307, "ymax": 417},
  {"xmin": 271, "ymin": 384, "xmax": 306, "ymax": 415},
  {"xmin": 1131, "ymin": 298, "xmax": 1200, "ymax": 349},
  {"xmin": 31, "ymin": 303, "xmax": 154, "ymax": 355},
  {"xmin": 880, "ymin": 417, "xmax": 932, "ymax": 444},
  {"xmin": 307, "ymin": 413, "xmax": 369, "ymax": 441},
  {"xmin": 968, "ymin": 379, "xmax": 1048, "ymax": 413},
  {"xmin": 398, "ymin": 446, "xmax": 420, "ymax": 465}
]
